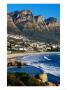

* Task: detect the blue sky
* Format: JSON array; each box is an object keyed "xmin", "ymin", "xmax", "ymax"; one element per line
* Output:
[{"xmin": 7, "ymin": 4, "xmax": 60, "ymax": 20}]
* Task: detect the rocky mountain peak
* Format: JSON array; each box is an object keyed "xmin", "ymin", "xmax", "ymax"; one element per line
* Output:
[
  {"xmin": 7, "ymin": 10, "xmax": 60, "ymax": 43},
  {"xmin": 34, "ymin": 15, "xmax": 44, "ymax": 23},
  {"xmin": 45, "ymin": 17, "xmax": 57, "ymax": 25}
]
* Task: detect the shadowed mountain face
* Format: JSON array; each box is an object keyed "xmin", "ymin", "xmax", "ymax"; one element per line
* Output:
[{"xmin": 7, "ymin": 10, "xmax": 60, "ymax": 43}]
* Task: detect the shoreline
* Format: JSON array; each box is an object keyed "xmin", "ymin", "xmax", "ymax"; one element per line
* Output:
[
  {"xmin": 7, "ymin": 52, "xmax": 60, "ymax": 86},
  {"xmin": 7, "ymin": 52, "xmax": 59, "ymax": 59}
]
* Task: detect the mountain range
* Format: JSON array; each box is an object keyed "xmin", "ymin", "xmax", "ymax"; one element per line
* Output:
[{"xmin": 7, "ymin": 10, "xmax": 60, "ymax": 43}]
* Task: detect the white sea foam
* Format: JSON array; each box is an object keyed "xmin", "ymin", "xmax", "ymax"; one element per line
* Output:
[
  {"xmin": 44, "ymin": 56, "xmax": 51, "ymax": 60},
  {"xmin": 32, "ymin": 63, "xmax": 60, "ymax": 77},
  {"xmin": 17, "ymin": 54, "xmax": 60, "ymax": 77}
]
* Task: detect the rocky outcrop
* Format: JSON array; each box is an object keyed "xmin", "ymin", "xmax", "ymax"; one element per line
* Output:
[
  {"xmin": 35, "ymin": 73, "xmax": 48, "ymax": 83},
  {"xmin": 34, "ymin": 15, "xmax": 44, "ymax": 23},
  {"xmin": 7, "ymin": 58, "xmax": 27, "ymax": 66},
  {"xmin": 45, "ymin": 17, "xmax": 57, "ymax": 24},
  {"xmin": 7, "ymin": 15, "xmax": 21, "ymax": 34}
]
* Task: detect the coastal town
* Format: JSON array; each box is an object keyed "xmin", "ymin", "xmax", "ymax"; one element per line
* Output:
[{"xmin": 7, "ymin": 34, "xmax": 60, "ymax": 54}]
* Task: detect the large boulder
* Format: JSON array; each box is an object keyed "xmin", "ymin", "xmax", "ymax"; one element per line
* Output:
[{"xmin": 35, "ymin": 73, "xmax": 48, "ymax": 83}]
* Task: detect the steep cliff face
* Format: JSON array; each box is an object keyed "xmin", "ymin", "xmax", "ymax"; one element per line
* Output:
[
  {"xmin": 45, "ymin": 17, "xmax": 60, "ymax": 30},
  {"xmin": 7, "ymin": 15, "xmax": 21, "ymax": 34},
  {"xmin": 7, "ymin": 10, "xmax": 60, "ymax": 43}
]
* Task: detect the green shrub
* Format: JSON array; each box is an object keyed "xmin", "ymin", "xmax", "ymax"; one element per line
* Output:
[{"xmin": 7, "ymin": 73, "xmax": 48, "ymax": 86}]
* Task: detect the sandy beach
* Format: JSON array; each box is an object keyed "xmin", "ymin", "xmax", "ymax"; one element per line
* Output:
[{"xmin": 7, "ymin": 52, "xmax": 59, "ymax": 59}]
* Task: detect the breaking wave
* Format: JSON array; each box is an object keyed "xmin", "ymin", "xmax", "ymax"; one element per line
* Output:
[{"xmin": 16, "ymin": 53, "xmax": 60, "ymax": 77}]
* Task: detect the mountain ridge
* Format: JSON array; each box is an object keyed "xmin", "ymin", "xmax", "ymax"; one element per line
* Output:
[{"xmin": 7, "ymin": 10, "xmax": 60, "ymax": 44}]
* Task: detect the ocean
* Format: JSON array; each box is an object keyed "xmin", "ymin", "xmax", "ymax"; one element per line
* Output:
[{"xmin": 8, "ymin": 52, "xmax": 60, "ymax": 83}]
